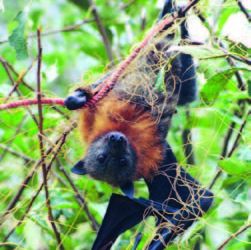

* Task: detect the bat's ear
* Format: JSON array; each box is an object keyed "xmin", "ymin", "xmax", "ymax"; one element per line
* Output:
[
  {"xmin": 71, "ymin": 160, "xmax": 87, "ymax": 175},
  {"xmin": 120, "ymin": 182, "xmax": 134, "ymax": 198}
]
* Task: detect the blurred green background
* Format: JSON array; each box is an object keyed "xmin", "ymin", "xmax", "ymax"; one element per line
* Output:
[{"xmin": 0, "ymin": 0, "xmax": 250, "ymax": 249}]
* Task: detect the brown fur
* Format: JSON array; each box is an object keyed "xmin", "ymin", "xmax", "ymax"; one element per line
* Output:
[{"xmin": 79, "ymin": 93, "xmax": 163, "ymax": 179}]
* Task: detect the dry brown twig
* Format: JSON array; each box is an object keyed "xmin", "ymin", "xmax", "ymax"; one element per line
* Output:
[
  {"xmin": 217, "ymin": 223, "xmax": 251, "ymax": 250},
  {"xmin": 36, "ymin": 29, "xmax": 64, "ymax": 249},
  {"xmin": 57, "ymin": 161, "xmax": 99, "ymax": 231},
  {"xmin": 87, "ymin": 0, "xmax": 114, "ymax": 64},
  {"xmin": 0, "ymin": 122, "xmax": 76, "ymax": 226},
  {"xmin": 5, "ymin": 58, "xmax": 37, "ymax": 102},
  {"xmin": 4, "ymin": 131, "xmax": 68, "ymax": 241},
  {"xmin": 0, "ymin": 18, "xmax": 94, "ymax": 45},
  {"xmin": 0, "ymin": 56, "xmax": 69, "ymax": 118},
  {"xmin": 0, "ymin": 57, "xmax": 39, "ymax": 125},
  {"xmin": 0, "ymin": 144, "xmax": 35, "ymax": 163}
]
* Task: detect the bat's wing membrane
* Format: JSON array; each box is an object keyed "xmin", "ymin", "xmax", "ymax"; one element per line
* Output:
[{"xmin": 92, "ymin": 144, "xmax": 213, "ymax": 250}]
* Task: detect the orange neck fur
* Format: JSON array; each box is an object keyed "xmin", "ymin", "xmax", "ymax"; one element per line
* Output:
[{"xmin": 79, "ymin": 94, "xmax": 163, "ymax": 178}]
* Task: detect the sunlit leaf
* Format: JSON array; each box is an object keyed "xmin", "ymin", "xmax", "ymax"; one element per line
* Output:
[
  {"xmin": 219, "ymin": 158, "xmax": 251, "ymax": 178},
  {"xmin": 169, "ymin": 45, "xmax": 225, "ymax": 59},
  {"xmin": 201, "ymin": 68, "xmax": 250, "ymax": 104},
  {"xmin": 9, "ymin": 11, "xmax": 28, "ymax": 60}
]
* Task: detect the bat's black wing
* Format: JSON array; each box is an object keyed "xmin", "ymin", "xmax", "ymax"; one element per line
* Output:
[
  {"xmin": 92, "ymin": 143, "xmax": 213, "ymax": 250},
  {"xmin": 92, "ymin": 194, "xmax": 146, "ymax": 250}
]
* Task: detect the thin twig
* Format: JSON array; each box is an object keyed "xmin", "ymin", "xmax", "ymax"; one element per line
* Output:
[
  {"xmin": 219, "ymin": 100, "xmax": 246, "ymax": 160},
  {"xmin": 0, "ymin": 57, "xmax": 33, "ymax": 91},
  {"xmin": 195, "ymin": 12, "xmax": 249, "ymax": 188},
  {"xmin": 4, "ymin": 132, "xmax": 68, "ymax": 241},
  {"xmin": 0, "ymin": 57, "xmax": 39, "ymax": 125},
  {"xmin": 4, "ymin": 183, "xmax": 44, "ymax": 241},
  {"xmin": 229, "ymin": 53, "xmax": 251, "ymax": 65},
  {"xmin": 36, "ymin": 29, "xmax": 64, "ymax": 249},
  {"xmin": 88, "ymin": 0, "xmax": 114, "ymax": 63},
  {"xmin": 209, "ymin": 110, "xmax": 250, "ymax": 189},
  {"xmin": 140, "ymin": 8, "xmax": 147, "ymax": 31},
  {"xmin": 0, "ymin": 144, "xmax": 35, "ymax": 163},
  {"xmin": 0, "ymin": 124, "xmax": 75, "ymax": 224},
  {"xmin": 182, "ymin": 109, "xmax": 195, "ymax": 165},
  {"xmin": 217, "ymin": 223, "xmax": 251, "ymax": 250},
  {"xmin": 197, "ymin": 14, "xmax": 247, "ymax": 90},
  {"xmin": 227, "ymin": 110, "xmax": 250, "ymax": 157},
  {"xmin": 0, "ymin": 115, "xmax": 28, "ymax": 161},
  {"xmin": 220, "ymin": 121, "xmax": 236, "ymax": 159},
  {"xmin": 57, "ymin": 163, "xmax": 99, "ymax": 231},
  {"xmin": 0, "ymin": 57, "xmax": 68, "ymax": 118},
  {"xmin": 219, "ymin": 41, "xmax": 246, "ymax": 91},
  {"xmin": 5, "ymin": 58, "xmax": 37, "ymax": 102},
  {"xmin": 0, "ymin": 58, "xmax": 16, "ymax": 86},
  {"xmin": 236, "ymin": 0, "xmax": 251, "ymax": 22},
  {"xmin": 0, "ymin": 18, "xmax": 94, "ymax": 45}
]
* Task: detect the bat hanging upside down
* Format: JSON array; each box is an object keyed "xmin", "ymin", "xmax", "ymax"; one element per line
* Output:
[{"xmin": 64, "ymin": 1, "xmax": 213, "ymax": 249}]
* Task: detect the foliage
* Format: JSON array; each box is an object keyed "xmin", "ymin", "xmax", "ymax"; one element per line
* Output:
[{"xmin": 0, "ymin": 0, "xmax": 250, "ymax": 249}]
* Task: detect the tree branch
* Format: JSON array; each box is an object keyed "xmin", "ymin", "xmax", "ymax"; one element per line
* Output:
[
  {"xmin": 87, "ymin": 0, "xmax": 114, "ymax": 64},
  {"xmin": 0, "ymin": 57, "xmax": 69, "ymax": 118},
  {"xmin": 0, "ymin": 18, "xmax": 94, "ymax": 45},
  {"xmin": 217, "ymin": 222, "xmax": 251, "ymax": 250},
  {"xmin": 0, "ymin": 115, "xmax": 28, "ymax": 162},
  {"xmin": 36, "ymin": 29, "xmax": 64, "ymax": 249},
  {"xmin": 0, "ymin": 57, "xmax": 39, "ymax": 126},
  {"xmin": 4, "ymin": 131, "xmax": 69, "ymax": 241},
  {"xmin": 236, "ymin": 0, "xmax": 251, "ymax": 22},
  {"xmin": 209, "ymin": 110, "xmax": 250, "ymax": 189},
  {"xmin": 57, "ymin": 162, "xmax": 99, "ymax": 231},
  {"xmin": 182, "ymin": 109, "xmax": 195, "ymax": 165},
  {"xmin": 0, "ymin": 144, "xmax": 35, "ymax": 163},
  {"xmin": 0, "ymin": 124, "xmax": 76, "ymax": 225}
]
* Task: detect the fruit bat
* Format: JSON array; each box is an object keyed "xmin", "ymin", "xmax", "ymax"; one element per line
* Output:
[{"xmin": 64, "ymin": 1, "xmax": 213, "ymax": 249}]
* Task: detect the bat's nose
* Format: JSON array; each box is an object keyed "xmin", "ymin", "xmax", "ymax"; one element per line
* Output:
[
  {"xmin": 107, "ymin": 132, "xmax": 127, "ymax": 154},
  {"xmin": 109, "ymin": 132, "xmax": 126, "ymax": 144}
]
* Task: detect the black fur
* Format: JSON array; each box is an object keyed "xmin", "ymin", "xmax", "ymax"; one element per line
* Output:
[
  {"xmin": 178, "ymin": 20, "xmax": 197, "ymax": 105},
  {"xmin": 74, "ymin": 131, "xmax": 137, "ymax": 187}
]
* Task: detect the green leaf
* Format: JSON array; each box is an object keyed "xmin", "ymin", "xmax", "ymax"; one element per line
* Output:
[
  {"xmin": 248, "ymin": 79, "xmax": 251, "ymax": 97},
  {"xmin": 154, "ymin": 67, "xmax": 165, "ymax": 93},
  {"xmin": 216, "ymin": 6, "xmax": 239, "ymax": 34},
  {"xmin": 169, "ymin": 45, "xmax": 225, "ymax": 59},
  {"xmin": 219, "ymin": 158, "xmax": 251, "ymax": 179},
  {"xmin": 201, "ymin": 68, "xmax": 249, "ymax": 104},
  {"xmin": 8, "ymin": 11, "xmax": 28, "ymax": 60}
]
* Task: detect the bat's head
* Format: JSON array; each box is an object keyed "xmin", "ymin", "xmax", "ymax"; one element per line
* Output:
[
  {"xmin": 72, "ymin": 131, "xmax": 136, "ymax": 195},
  {"xmin": 69, "ymin": 94, "xmax": 164, "ymax": 197}
]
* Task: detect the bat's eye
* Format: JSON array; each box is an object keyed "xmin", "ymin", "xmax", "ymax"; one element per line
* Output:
[
  {"xmin": 120, "ymin": 158, "xmax": 127, "ymax": 166},
  {"xmin": 97, "ymin": 154, "xmax": 107, "ymax": 163}
]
